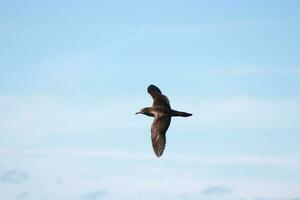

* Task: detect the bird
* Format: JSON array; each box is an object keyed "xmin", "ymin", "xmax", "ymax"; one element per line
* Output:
[{"xmin": 136, "ymin": 84, "xmax": 192, "ymax": 157}]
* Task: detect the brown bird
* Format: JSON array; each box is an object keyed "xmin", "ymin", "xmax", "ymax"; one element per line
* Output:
[{"xmin": 136, "ymin": 84, "xmax": 192, "ymax": 157}]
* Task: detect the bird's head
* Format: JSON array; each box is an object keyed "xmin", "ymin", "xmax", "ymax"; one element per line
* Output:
[{"xmin": 135, "ymin": 107, "xmax": 154, "ymax": 117}]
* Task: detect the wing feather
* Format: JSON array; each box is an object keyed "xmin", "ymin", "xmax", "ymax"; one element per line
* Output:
[
  {"xmin": 151, "ymin": 116, "xmax": 171, "ymax": 157},
  {"xmin": 147, "ymin": 84, "xmax": 171, "ymax": 108}
]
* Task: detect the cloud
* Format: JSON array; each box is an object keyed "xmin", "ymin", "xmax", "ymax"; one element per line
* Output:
[
  {"xmin": 252, "ymin": 197, "xmax": 300, "ymax": 200},
  {"xmin": 0, "ymin": 94, "xmax": 300, "ymax": 200},
  {"xmin": 254, "ymin": 197, "xmax": 267, "ymax": 200},
  {"xmin": 81, "ymin": 190, "xmax": 108, "ymax": 200},
  {"xmin": 1, "ymin": 148, "xmax": 300, "ymax": 167},
  {"xmin": 202, "ymin": 185, "xmax": 230, "ymax": 195},
  {"xmin": 175, "ymin": 193, "xmax": 190, "ymax": 200},
  {"xmin": 0, "ymin": 149, "xmax": 299, "ymax": 200},
  {"xmin": 1, "ymin": 94, "xmax": 300, "ymax": 137},
  {"xmin": 16, "ymin": 192, "xmax": 29, "ymax": 199},
  {"xmin": 175, "ymin": 95, "xmax": 300, "ymax": 133},
  {"xmin": 0, "ymin": 170, "xmax": 28, "ymax": 184},
  {"xmin": 0, "ymin": 94, "xmax": 145, "ymax": 135}
]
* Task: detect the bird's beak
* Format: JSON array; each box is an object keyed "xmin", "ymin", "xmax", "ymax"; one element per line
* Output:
[{"xmin": 135, "ymin": 111, "xmax": 142, "ymax": 114}]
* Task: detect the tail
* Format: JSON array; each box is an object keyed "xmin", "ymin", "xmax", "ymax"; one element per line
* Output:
[{"xmin": 171, "ymin": 110, "xmax": 192, "ymax": 117}]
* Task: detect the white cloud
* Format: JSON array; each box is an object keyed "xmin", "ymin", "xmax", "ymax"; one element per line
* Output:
[
  {"xmin": 174, "ymin": 95, "xmax": 300, "ymax": 132},
  {"xmin": 201, "ymin": 185, "xmax": 231, "ymax": 195},
  {"xmin": 81, "ymin": 190, "xmax": 108, "ymax": 200},
  {"xmin": 1, "ymin": 147, "xmax": 300, "ymax": 168},
  {"xmin": 0, "ymin": 147, "xmax": 300, "ymax": 200},
  {"xmin": 0, "ymin": 170, "xmax": 28, "ymax": 184},
  {"xmin": 0, "ymin": 94, "xmax": 146, "ymax": 135},
  {"xmin": 1, "ymin": 94, "xmax": 299, "ymax": 137}
]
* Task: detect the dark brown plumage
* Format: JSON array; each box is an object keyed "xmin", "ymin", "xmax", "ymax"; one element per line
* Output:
[{"xmin": 136, "ymin": 84, "xmax": 192, "ymax": 157}]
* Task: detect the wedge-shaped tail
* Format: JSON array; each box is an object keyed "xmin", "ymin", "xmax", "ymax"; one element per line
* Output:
[{"xmin": 171, "ymin": 110, "xmax": 192, "ymax": 117}]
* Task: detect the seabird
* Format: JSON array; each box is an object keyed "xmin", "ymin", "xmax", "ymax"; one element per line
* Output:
[{"xmin": 136, "ymin": 84, "xmax": 192, "ymax": 157}]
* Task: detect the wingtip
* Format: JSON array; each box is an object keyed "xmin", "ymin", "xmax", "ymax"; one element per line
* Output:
[
  {"xmin": 147, "ymin": 84, "xmax": 162, "ymax": 94},
  {"xmin": 153, "ymin": 145, "xmax": 165, "ymax": 158},
  {"xmin": 155, "ymin": 152, "xmax": 163, "ymax": 158}
]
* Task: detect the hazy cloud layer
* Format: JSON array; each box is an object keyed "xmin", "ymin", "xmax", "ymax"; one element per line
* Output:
[
  {"xmin": 16, "ymin": 192, "xmax": 29, "ymax": 199},
  {"xmin": 81, "ymin": 190, "xmax": 108, "ymax": 200},
  {"xmin": 1, "ymin": 94, "xmax": 300, "ymax": 135},
  {"xmin": 1, "ymin": 170, "xmax": 28, "ymax": 184},
  {"xmin": 202, "ymin": 185, "xmax": 230, "ymax": 195},
  {"xmin": 0, "ymin": 148, "xmax": 299, "ymax": 200}
]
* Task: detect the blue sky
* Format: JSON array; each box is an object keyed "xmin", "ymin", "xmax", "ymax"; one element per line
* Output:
[{"xmin": 1, "ymin": 1, "xmax": 300, "ymax": 200}]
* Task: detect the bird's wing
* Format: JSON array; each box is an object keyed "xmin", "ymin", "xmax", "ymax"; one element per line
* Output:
[
  {"xmin": 147, "ymin": 84, "xmax": 170, "ymax": 108},
  {"xmin": 151, "ymin": 116, "xmax": 171, "ymax": 157}
]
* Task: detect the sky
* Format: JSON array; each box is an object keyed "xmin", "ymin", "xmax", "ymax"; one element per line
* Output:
[{"xmin": 1, "ymin": 0, "xmax": 300, "ymax": 200}]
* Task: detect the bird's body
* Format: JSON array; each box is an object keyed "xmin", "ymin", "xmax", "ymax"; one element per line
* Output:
[
  {"xmin": 141, "ymin": 106, "xmax": 191, "ymax": 118},
  {"xmin": 136, "ymin": 84, "xmax": 192, "ymax": 157}
]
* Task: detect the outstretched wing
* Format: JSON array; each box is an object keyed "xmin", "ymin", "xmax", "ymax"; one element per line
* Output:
[
  {"xmin": 151, "ymin": 116, "xmax": 171, "ymax": 157},
  {"xmin": 147, "ymin": 84, "xmax": 170, "ymax": 108}
]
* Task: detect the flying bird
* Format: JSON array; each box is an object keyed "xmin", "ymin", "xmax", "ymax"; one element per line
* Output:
[{"xmin": 136, "ymin": 84, "xmax": 192, "ymax": 157}]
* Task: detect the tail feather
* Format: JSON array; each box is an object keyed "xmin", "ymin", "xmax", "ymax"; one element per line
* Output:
[{"xmin": 171, "ymin": 110, "xmax": 192, "ymax": 117}]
